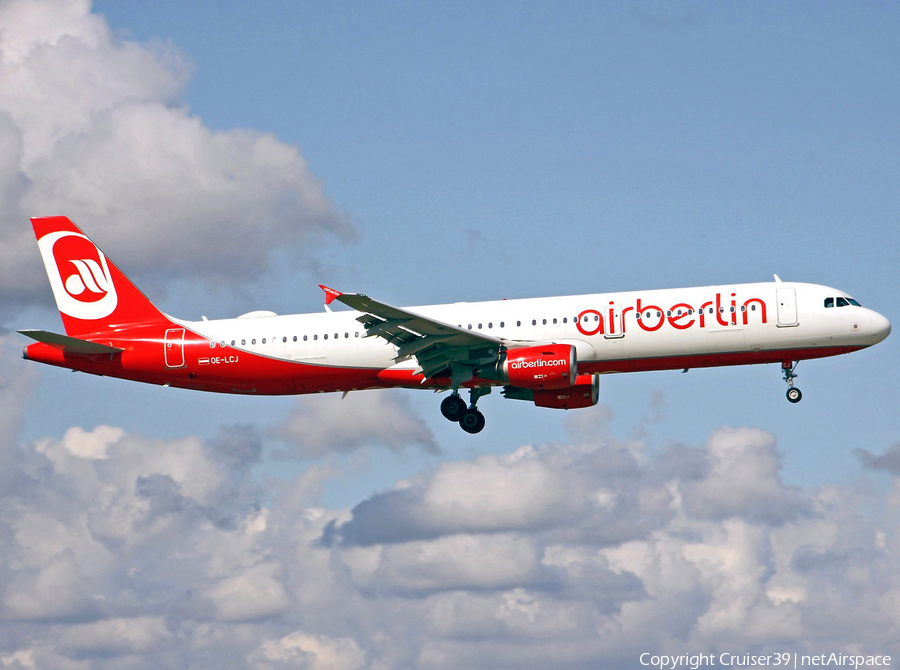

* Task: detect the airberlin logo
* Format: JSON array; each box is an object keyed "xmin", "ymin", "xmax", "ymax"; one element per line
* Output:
[
  {"xmin": 37, "ymin": 231, "xmax": 118, "ymax": 320},
  {"xmin": 509, "ymin": 358, "xmax": 568, "ymax": 370},
  {"xmin": 64, "ymin": 258, "xmax": 111, "ymax": 298},
  {"xmin": 575, "ymin": 293, "xmax": 768, "ymax": 337}
]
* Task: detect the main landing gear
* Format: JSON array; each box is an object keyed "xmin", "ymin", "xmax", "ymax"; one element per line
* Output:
[
  {"xmin": 782, "ymin": 360, "xmax": 802, "ymax": 403},
  {"xmin": 441, "ymin": 387, "xmax": 490, "ymax": 434}
]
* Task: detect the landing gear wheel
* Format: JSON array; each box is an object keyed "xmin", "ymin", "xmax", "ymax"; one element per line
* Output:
[
  {"xmin": 786, "ymin": 387, "xmax": 802, "ymax": 403},
  {"xmin": 441, "ymin": 395, "xmax": 467, "ymax": 422},
  {"xmin": 459, "ymin": 408, "xmax": 486, "ymax": 434}
]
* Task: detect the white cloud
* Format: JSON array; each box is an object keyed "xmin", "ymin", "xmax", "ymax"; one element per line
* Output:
[
  {"xmin": 351, "ymin": 533, "xmax": 543, "ymax": 593},
  {"xmin": 205, "ymin": 561, "xmax": 291, "ymax": 622},
  {"xmin": 248, "ymin": 631, "xmax": 366, "ymax": 670},
  {"xmin": 682, "ymin": 427, "xmax": 811, "ymax": 524},
  {"xmin": 273, "ymin": 391, "xmax": 438, "ymax": 458},
  {"xmin": 56, "ymin": 425, "xmax": 122, "ymax": 459},
  {"xmin": 0, "ymin": 334, "xmax": 38, "ymax": 451},
  {"xmin": 0, "ymin": 0, "xmax": 348, "ymax": 309},
  {"xmin": 56, "ymin": 616, "xmax": 170, "ymax": 655},
  {"xmin": 419, "ymin": 452, "xmax": 588, "ymax": 530},
  {"xmin": 1, "ymin": 396, "xmax": 900, "ymax": 667}
]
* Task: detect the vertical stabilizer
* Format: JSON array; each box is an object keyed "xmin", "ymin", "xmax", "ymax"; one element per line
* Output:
[{"xmin": 31, "ymin": 216, "xmax": 171, "ymax": 337}]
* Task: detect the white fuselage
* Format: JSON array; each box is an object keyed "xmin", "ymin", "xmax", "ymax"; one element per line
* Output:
[{"xmin": 181, "ymin": 281, "xmax": 890, "ymax": 380}]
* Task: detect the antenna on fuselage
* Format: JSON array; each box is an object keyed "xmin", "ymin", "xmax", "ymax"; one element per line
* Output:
[{"xmin": 773, "ymin": 274, "xmax": 782, "ymax": 283}]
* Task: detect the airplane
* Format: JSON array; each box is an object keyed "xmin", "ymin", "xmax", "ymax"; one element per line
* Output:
[{"xmin": 20, "ymin": 216, "xmax": 891, "ymax": 434}]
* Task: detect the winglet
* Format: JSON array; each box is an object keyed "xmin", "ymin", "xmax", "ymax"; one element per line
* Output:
[{"xmin": 318, "ymin": 285, "xmax": 342, "ymax": 306}]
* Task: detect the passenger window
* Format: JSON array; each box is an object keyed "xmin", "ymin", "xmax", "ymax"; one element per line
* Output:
[
  {"xmin": 552, "ymin": 318, "xmax": 557, "ymax": 324},
  {"xmin": 500, "ymin": 322, "xmax": 505, "ymax": 328},
  {"xmin": 517, "ymin": 321, "xmax": 521, "ymax": 327},
  {"xmin": 231, "ymin": 340, "xmax": 236, "ymax": 346},
  {"xmin": 542, "ymin": 319, "xmax": 547, "ymax": 325},
  {"xmin": 488, "ymin": 323, "xmax": 493, "ymax": 329},
  {"xmin": 345, "ymin": 332, "xmax": 349, "ymax": 338},
  {"xmin": 252, "ymin": 339, "xmax": 256, "ymax": 345},
  {"xmin": 562, "ymin": 318, "xmax": 567, "ymax": 324},
  {"xmin": 262, "ymin": 338, "xmax": 266, "ymax": 344},
  {"xmin": 324, "ymin": 334, "xmax": 328, "ymax": 340},
  {"xmin": 241, "ymin": 339, "xmax": 246, "ymax": 345},
  {"xmin": 355, "ymin": 332, "xmax": 360, "ymax": 337},
  {"xmin": 314, "ymin": 335, "xmax": 318, "ymax": 341},
  {"xmin": 532, "ymin": 319, "xmax": 537, "ymax": 326},
  {"xmin": 824, "ymin": 298, "xmax": 834, "ymax": 308}
]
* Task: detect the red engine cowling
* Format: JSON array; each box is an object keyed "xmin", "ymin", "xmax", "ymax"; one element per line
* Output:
[
  {"xmin": 533, "ymin": 374, "xmax": 600, "ymax": 409},
  {"xmin": 504, "ymin": 344, "xmax": 577, "ymax": 390}
]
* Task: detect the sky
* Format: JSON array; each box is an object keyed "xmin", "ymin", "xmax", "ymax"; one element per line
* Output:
[{"xmin": 0, "ymin": 0, "xmax": 899, "ymax": 668}]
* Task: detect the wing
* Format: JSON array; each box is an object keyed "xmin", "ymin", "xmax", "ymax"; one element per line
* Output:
[{"xmin": 320, "ymin": 286, "xmax": 503, "ymax": 380}]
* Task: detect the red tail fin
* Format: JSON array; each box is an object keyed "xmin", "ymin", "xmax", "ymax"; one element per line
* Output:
[{"xmin": 32, "ymin": 216, "xmax": 171, "ymax": 337}]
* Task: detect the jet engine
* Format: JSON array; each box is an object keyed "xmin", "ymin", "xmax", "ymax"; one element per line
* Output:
[
  {"xmin": 499, "ymin": 344, "xmax": 577, "ymax": 390},
  {"xmin": 502, "ymin": 373, "xmax": 600, "ymax": 410}
]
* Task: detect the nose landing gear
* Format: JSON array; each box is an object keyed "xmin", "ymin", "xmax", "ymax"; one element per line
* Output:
[
  {"xmin": 782, "ymin": 360, "xmax": 802, "ymax": 403},
  {"xmin": 441, "ymin": 387, "xmax": 489, "ymax": 433}
]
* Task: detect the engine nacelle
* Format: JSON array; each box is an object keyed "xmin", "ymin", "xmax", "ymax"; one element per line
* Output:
[
  {"xmin": 503, "ymin": 344, "xmax": 577, "ymax": 390},
  {"xmin": 532, "ymin": 374, "xmax": 600, "ymax": 409}
]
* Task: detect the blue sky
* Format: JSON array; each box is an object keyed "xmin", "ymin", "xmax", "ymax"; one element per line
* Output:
[
  {"xmin": 51, "ymin": 0, "xmax": 900, "ymax": 488},
  {"xmin": 1, "ymin": 1, "xmax": 899, "ymax": 668}
]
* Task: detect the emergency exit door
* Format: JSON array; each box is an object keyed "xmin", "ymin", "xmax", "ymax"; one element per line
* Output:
[
  {"xmin": 776, "ymin": 288, "xmax": 798, "ymax": 327},
  {"xmin": 164, "ymin": 328, "xmax": 186, "ymax": 367}
]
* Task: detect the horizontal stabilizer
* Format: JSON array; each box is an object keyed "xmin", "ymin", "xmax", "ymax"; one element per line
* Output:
[{"xmin": 18, "ymin": 329, "xmax": 124, "ymax": 354}]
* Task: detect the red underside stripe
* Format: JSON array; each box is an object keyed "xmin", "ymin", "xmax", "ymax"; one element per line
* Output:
[{"xmin": 24, "ymin": 339, "xmax": 865, "ymax": 396}]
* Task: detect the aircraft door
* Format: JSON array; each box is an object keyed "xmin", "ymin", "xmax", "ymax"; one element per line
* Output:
[
  {"xmin": 776, "ymin": 288, "xmax": 799, "ymax": 327},
  {"xmin": 604, "ymin": 304, "xmax": 625, "ymax": 339},
  {"xmin": 165, "ymin": 328, "xmax": 186, "ymax": 368}
]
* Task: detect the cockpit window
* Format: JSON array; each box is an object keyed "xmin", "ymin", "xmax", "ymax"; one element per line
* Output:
[{"xmin": 826, "ymin": 296, "xmax": 861, "ymax": 308}]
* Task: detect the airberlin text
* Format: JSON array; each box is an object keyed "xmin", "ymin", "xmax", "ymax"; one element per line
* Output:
[
  {"xmin": 639, "ymin": 652, "xmax": 892, "ymax": 669},
  {"xmin": 577, "ymin": 292, "xmax": 767, "ymax": 337},
  {"xmin": 509, "ymin": 358, "xmax": 567, "ymax": 370}
]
